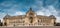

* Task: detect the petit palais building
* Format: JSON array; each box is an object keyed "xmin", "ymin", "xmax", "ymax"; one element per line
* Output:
[{"xmin": 2, "ymin": 8, "xmax": 56, "ymax": 26}]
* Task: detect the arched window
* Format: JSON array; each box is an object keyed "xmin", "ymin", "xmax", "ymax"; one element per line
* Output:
[{"xmin": 38, "ymin": 20, "xmax": 39, "ymax": 22}]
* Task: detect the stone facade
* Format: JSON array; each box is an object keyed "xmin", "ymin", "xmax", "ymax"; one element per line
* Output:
[{"xmin": 3, "ymin": 8, "xmax": 56, "ymax": 26}]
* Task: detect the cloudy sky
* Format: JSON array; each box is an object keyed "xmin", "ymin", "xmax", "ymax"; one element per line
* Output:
[{"xmin": 0, "ymin": 0, "xmax": 60, "ymax": 22}]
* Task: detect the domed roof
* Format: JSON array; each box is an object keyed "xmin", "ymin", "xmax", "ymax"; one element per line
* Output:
[
  {"xmin": 3, "ymin": 14, "xmax": 11, "ymax": 19},
  {"xmin": 26, "ymin": 7, "xmax": 35, "ymax": 14},
  {"xmin": 49, "ymin": 15, "xmax": 56, "ymax": 19}
]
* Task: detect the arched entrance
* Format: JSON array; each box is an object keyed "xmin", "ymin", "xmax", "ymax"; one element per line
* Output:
[{"xmin": 29, "ymin": 17, "xmax": 33, "ymax": 23}]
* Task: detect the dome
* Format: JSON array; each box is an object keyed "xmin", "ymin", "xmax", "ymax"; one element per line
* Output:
[
  {"xmin": 49, "ymin": 15, "xmax": 56, "ymax": 19},
  {"xmin": 3, "ymin": 14, "xmax": 11, "ymax": 19}
]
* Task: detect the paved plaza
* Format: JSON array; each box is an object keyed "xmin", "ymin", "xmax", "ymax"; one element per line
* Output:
[{"xmin": 0, "ymin": 26, "xmax": 60, "ymax": 28}]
